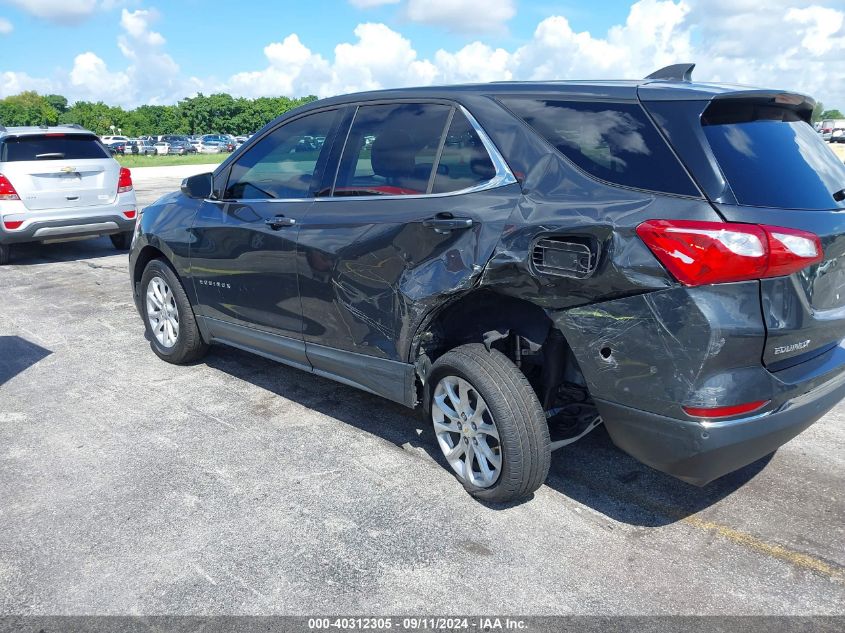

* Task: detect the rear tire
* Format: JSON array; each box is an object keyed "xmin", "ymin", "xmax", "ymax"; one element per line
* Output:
[
  {"xmin": 428, "ymin": 344, "xmax": 551, "ymax": 503},
  {"xmin": 110, "ymin": 232, "xmax": 132, "ymax": 250},
  {"xmin": 140, "ymin": 259, "xmax": 208, "ymax": 364},
  {"xmin": 0, "ymin": 243, "xmax": 10, "ymax": 265}
]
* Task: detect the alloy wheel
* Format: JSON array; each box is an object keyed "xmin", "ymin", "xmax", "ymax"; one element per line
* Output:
[
  {"xmin": 432, "ymin": 375, "xmax": 502, "ymax": 488},
  {"xmin": 146, "ymin": 276, "xmax": 180, "ymax": 348}
]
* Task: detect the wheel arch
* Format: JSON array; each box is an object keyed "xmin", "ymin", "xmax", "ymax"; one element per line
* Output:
[
  {"xmin": 410, "ymin": 289, "xmax": 589, "ymax": 410},
  {"xmin": 410, "ymin": 289, "xmax": 553, "ymax": 366},
  {"xmin": 132, "ymin": 244, "xmax": 169, "ymax": 287}
]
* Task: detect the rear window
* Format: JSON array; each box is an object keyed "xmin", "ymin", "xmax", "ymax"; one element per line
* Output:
[
  {"xmin": 702, "ymin": 102, "xmax": 845, "ymax": 210},
  {"xmin": 1, "ymin": 134, "xmax": 110, "ymax": 162},
  {"xmin": 499, "ymin": 98, "xmax": 699, "ymax": 196}
]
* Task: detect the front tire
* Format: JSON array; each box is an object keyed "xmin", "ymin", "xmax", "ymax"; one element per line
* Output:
[
  {"xmin": 428, "ymin": 344, "xmax": 551, "ymax": 503},
  {"xmin": 140, "ymin": 259, "xmax": 208, "ymax": 364}
]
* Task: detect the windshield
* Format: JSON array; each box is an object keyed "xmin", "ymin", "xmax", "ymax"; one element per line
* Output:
[{"xmin": 702, "ymin": 102, "xmax": 845, "ymax": 210}]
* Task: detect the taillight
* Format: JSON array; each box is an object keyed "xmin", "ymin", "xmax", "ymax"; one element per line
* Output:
[
  {"xmin": 3, "ymin": 220, "xmax": 23, "ymax": 230},
  {"xmin": 766, "ymin": 227, "xmax": 824, "ymax": 277},
  {"xmin": 683, "ymin": 400, "xmax": 769, "ymax": 419},
  {"xmin": 636, "ymin": 220, "xmax": 823, "ymax": 286},
  {"xmin": 123, "ymin": 210, "xmax": 137, "ymax": 219},
  {"xmin": 117, "ymin": 167, "xmax": 133, "ymax": 194},
  {"xmin": 0, "ymin": 174, "xmax": 20, "ymax": 201}
]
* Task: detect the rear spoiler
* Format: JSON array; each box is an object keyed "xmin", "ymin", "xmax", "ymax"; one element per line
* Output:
[
  {"xmin": 639, "ymin": 84, "xmax": 815, "ymax": 121},
  {"xmin": 639, "ymin": 63, "xmax": 815, "ymax": 118}
]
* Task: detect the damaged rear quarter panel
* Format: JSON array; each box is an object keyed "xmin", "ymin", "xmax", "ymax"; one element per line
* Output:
[{"xmin": 553, "ymin": 283, "xmax": 769, "ymax": 417}]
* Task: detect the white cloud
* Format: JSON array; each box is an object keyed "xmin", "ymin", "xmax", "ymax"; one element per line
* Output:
[
  {"xmin": 0, "ymin": 71, "xmax": 56, "ymax": 98},
  {"xmin": 686, "ymin": 0, "xmax": 845, "ymax": 107},
  {"xmin": 1, "ymin": 0, "xmax": 99, "ymax": 24},
  {"xmin": 69, "ymin": 52, "xmax": 130, "ymax": 102},
  {"xmin": 225, "ymin": 23, "xmax": 437, "ymax": 98},
  {"xmin": 349, "ymin": 0, "xmax": 399, "ymax": 8},
  {"xmin": 785, "ymin": 6, "xmax": 844, "ymax": 57},
  {"xmin": 3, "ymin": 0, "xmax": 845, "ymax": 109},
  {"xmin": 0, "ymin": 16, "xmax": 12, "ymax": 34},
  {"xmin": 433, "ymin": 42, "xmax": 513, "ymax": 83},
  {"xmin": 510, "ymin": 0, "xmax": 693, "ymax": 81},
  {"xmin": 119, "ymin": 8, "xmax": 165, "ymax": 47},
  {"xmin": 56, "ymin": 7, "xmax": 180, "ymax": 106},
  {"xmin": 405, "ymin": 0, "xmax": 515, "ymax": 33}
]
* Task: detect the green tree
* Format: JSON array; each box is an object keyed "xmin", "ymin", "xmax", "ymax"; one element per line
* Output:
[
  {"xmin": 0, "ymin": 91, "xmax": 59, "ymax": 126},
  {"xmin": 2, "ymin": 90, "xmax": 322, "ymax": 136},
  {"xmin": 44, "ymin": 94, "xmax": 69, "ymax": 114},
  {"xmin": 819, "ymin": 109, "xmax": 844, "ymax": 120}
]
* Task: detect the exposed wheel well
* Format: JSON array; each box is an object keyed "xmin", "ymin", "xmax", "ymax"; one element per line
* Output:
[{"xmin": 414, "ymin": 290, "xmax": 597, "ymax": 442}]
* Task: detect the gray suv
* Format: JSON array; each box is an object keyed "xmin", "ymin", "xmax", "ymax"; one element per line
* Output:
[
  {"xmin": 0, "ymin": 125, "xmax": 138, "ymax": 264},
  {"xmin": 129, "ymin": 64, "xmax": 845, "ymax": 502}
]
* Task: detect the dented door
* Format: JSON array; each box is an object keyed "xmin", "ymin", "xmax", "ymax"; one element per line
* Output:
[{"xmin": 297, "ymin": 185, "xmax": 522, "ymax": 362}]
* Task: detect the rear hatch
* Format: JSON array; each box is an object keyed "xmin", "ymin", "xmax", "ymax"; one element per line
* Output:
[
  {"xmin": 643, "ymin": 93, "xmax": 845, "ymax": 370},
  {"xmin": 0, "ymin": 133, "xmax": 119, "ymax": 211}
]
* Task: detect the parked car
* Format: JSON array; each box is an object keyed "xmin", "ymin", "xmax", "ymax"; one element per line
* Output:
[
  {"xmin": 198, "ymin": 141, "xmax": 223, "ymax": 154},
  {"xmin": 153, "ymin": 142, "xmax": 170, "ymax": 155},
  {"xmin": 128, "ymin": 65, "xmax": 845, "ymax": 502},
  {"xmin": 169, "ymin": 140, "xmax": 197, "ymax": 155},
  {"xmin": 0, "ymin": 124, "xmax": 137, "ymax": 264},
  {"xmin": 202, "ymin": 134, "xmax": 236, "ymax": 151},
  {"xmin": 101, "ymin": 135, "xmax": 130, "ymax": 145},
  {"xmin": 126, "ymin": 139, "xmax": 156, "ymax": 155},
  {"xmin": 107, "ymin": 141, "xmax": 127, "ymax": 155},
  {"xmin": 832, "ymin": 128, "xmax": 845, "ymax": 143},
  {"xmin": 819, "ymin": 119, "xmax": 845, "ymax": 141}
]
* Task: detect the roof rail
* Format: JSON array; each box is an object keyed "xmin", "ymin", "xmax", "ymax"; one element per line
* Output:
[
  {"xmin": 644, "ymin": 63, "xmax": 695, "ymax": 82},
  {"xmin": 64, "ymin": 123, "xmax": 84, "ymax": 129}
]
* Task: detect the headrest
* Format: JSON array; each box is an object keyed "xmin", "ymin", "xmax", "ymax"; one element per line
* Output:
[{"xmin": 371, "ymin": 129, "xmax": 417, "ymax": 179}]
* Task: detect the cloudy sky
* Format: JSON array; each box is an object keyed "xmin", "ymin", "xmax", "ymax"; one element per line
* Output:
[{"xmin": 0, "ymin": 0, "xmax": 844, "ymax": 109}]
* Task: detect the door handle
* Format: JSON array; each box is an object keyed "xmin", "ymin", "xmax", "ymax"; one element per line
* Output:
[
  {"xmin": 422, "ymin": 213, "xmax": 474, "ymax": 234},
  {"xmin": 265, "ymin": 215, "xmax": 296, "ymax": 230}
]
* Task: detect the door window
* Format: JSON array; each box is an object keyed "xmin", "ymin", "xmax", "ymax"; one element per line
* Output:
[
  {"xmin": 332, "ymin": 103, "xmax": 451, "ymax": 197},
  {"xmin": 224, "ymin": 109, "xmax": 337, "ymax": 200},
  {"xmin": 432, "ymin": 111, "xmax": 497, "ymax": 193}
]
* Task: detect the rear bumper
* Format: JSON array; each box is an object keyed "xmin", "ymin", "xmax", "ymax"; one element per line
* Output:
[
  {"xmin": 0, "ymin": 201, "xmax": 136, "ymax": 245},
  {"xmin": 596, "ymin": 366, "xmax": 845, "ymax": 485}
]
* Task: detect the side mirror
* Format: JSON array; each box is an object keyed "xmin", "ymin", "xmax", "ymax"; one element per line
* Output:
[{"xmin": 181, "ymin": 172, "xmax": 214, "ymax": 199}]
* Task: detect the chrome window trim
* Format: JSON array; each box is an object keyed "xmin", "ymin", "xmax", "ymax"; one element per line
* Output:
[{"xmin": 207, "ymin": 104, "xmax": 517, "ymax": 206}]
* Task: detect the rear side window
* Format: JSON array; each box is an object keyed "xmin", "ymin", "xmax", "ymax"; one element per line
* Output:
[
  {"xmin": 702, "ymin": 102, "xmax": 845, "ymax": 210},
  {"xmin": 432, "ymin": 111, "xmax": 496, "ymax": 194},
  {"xmin": 333, "ymin": 103, "xmax": 451, "ymax": 196},
  {"xmin": 1, "ymin": 134, "xmax": 110, "ymax": 161},
  {"xmin": 499, "ymin": 98, "xmax": 699, "ymax": 196}
]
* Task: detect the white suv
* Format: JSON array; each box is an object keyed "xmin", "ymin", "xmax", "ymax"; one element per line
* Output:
[{"xmin": 0, "ymin": 125, "xmax": 137, "ymax": 264}]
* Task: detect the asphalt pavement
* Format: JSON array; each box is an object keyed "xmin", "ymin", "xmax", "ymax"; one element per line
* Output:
[{"xmin": 0, "ymin": 166, "xmax": 843, "ymax": 615}]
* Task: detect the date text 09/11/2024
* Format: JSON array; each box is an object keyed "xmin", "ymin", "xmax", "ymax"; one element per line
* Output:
[{"xmin": 306, "ymin": 617, "xmax": 528, "ymax": 630}]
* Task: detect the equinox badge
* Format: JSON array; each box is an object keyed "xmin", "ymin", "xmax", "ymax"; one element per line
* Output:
[{"xmin": 773, "ymin": 340, "xmax": 811, "ymax": 355}]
